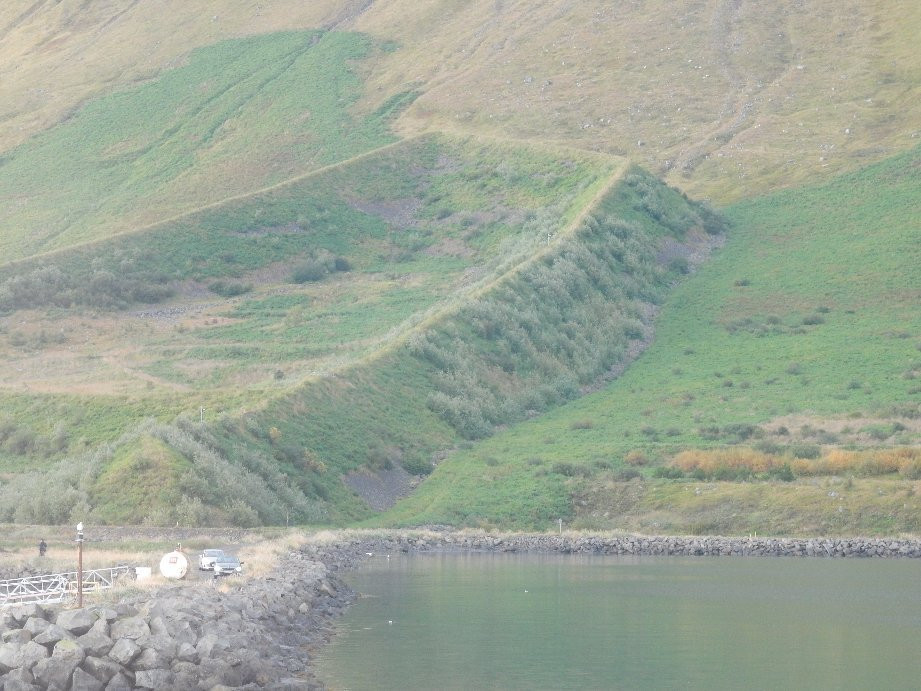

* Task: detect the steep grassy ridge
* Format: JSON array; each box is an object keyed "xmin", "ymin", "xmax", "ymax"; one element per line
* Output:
[
  {"xmin": 0, "ymin": 134, "xmax": 617, "ymax": 397},
  {"xmin": 0, "ymin": 30, "xmax": 404, "ymax": 260},
  {"xmin": 0, "ymin": 133, "xmax": 636, "ymax": 522},
  {"xmin": 0, "ymin": 159, "xmax": 720, "ymax": 525},
  {"xmin": 380, "ymin": 144, "xmax": 921, "ymax": 533},
  {"xmin": 4, "ymin": 1, "xmax": 920, "ymax": 204}
]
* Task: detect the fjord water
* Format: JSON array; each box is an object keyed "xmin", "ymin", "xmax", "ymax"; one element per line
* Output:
[{"xmin": 315, "ymin": 553, "xmax": 921, "ymax": 690}]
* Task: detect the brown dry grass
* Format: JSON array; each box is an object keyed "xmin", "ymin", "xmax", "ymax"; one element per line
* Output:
[{"xmin": 669, "ymin": 446, "xmax": 921, "ymax": 479}]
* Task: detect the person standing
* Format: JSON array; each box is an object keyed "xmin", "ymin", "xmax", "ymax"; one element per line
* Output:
[{"xmin": 38, "ymin": 539, "xmax": 47, "ymax": 557}]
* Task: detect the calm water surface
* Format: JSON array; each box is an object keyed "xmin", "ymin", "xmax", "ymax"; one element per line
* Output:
[{"xmin": 314, "ymin": 553, "xmax": 921, "ymax": 690}]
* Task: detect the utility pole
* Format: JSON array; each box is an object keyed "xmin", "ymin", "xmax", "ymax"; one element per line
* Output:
[{"xmin": 75, "ymin": 522, "xmax": 84, "ymax": 608}]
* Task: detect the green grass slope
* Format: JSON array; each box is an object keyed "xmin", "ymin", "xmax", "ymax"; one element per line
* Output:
[
  {"xmin": 380, "ymin": 144, "xmax": 921, "ymax": 534},
  {"xmin": 0, "ymin": 133, "xmax": 670, "ymax": 523},
  {"xmin": 0, "ymin": 30, "xmax": 405, "ymax": 260},
  {"xmin": 0, "ymin": 146, "xmax": 723, "ymax": 525}
]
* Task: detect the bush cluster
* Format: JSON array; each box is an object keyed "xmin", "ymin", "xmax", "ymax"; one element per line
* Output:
[
  {"xmin": 0, "ymin": 264, "xmax": 174, "ymax": 311},
  {"xmin": 0, "ymin": 416, "xmax": 325, "ymax": 526},
  {"xmin": 412, "ymin": 174, "xmax": 725, "ymax": 440},
  {"xmin": 291, "ymin": 249, "xmax": 350, "ymax": 283}
]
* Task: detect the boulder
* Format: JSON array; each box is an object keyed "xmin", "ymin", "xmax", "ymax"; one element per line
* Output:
[
  {"xmin": 8, "ymin": 604, "xmax": 45, "ymax": 627},
  {"xmin": 76, "ymin": 630, "xmax": 114, "ymax": 657},
  {"xmin": 104, "ymin": 672, "xmax": 134, "ymax": 690},
  {"xmin": 87, "ymin": 617, "xmax": 110, "ymax": 638},
  {"xmin": 0, "ymin": 610, "xmax": 17, "ymax": 632},
  {"xmin": 133, "ymin": 668, "xmax": 174, "ymax": 689},
  {"xmin": 176, "ymin": 641, "xmax": 198, "ymax": 663},
  {"xmin": 107, "ymin": 638, "xmax": 141, "ymax": 667},
  {"xmin": 148, "ymin": 616, "xmax": 169, "ymax": 636},
  {"xmin": 81, "ymin": 655, "xmax": 125, "ymax": 684},
  {"xmin": 198, "ymin": 658, "xmax": 244, "ymax": 687},
  {"xmin": 136, "ymin": 633, "xmax": 177, "ymax": 660},
  {"xmin": 91, "ymin": 607, "xmax": 118, "ymax": 623},
  {"xmin": 13, "ymin": 640, "xmax": 49, "ymax": 670},
  {"xmin": 56, "ymin": 608, "xmax": 97, "ymax": 636},
  {"xmin": 0, "ymin": 640, "xmax": 23, "ymax": 672},
  {"xmin": 1, "ymin": 629, "xmax": 32, "ymax": 645},
  {"xmin": 112, "ymin": 604, "xmax": 138, "ymax": 618},
  {"xmin": 131, "ymin": 646, "xmax": 169, "ymax": 672},
  {"xmin": 109, "ymin": 617, "xmax": 149, "ymax": 641},
  {"xmin": 23, "ymin": 617, "xmax": 50, "ymax": 637},
  {"xmin": 195, "ymin": 633, "xmax": 229, "ymax": 660},
  {"xmin": 3, "ymin": 665, "xmax": 36, "ymax": 688},
  {"xmin": 71, "ymin": 665, "xmax": 106, "ymax": 691},
  {"xmin": 33, "ymin": 624, "xmax": 74, "ymax": 647},
  {"xmin": 168, "ymin": 619, "xmax": 199, "ymax": 646},
  {"xmin": 2, "ymin": 677, "xmax": 39, "ymax": 691},
  {"xmin": 33, "ymin": 652, "xmax": 80, "ymax": 690}
]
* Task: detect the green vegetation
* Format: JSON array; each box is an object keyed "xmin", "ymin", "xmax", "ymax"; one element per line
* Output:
[
  {"xmin": 1, "ymin": 5, "xmax": 919, "ymax": 534},
  {"xmin": 0, "ymin": 31, "xmax": 403, "ymax": 261},
  {"xmin": 0, "ymin": 132, "xmax": 663, "ymax": 525},
  {"xmin": 380, "ymin": 144, "xmax": 921, "ymax": 534}
]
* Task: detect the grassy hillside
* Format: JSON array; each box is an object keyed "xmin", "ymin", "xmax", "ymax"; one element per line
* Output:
[
  {"xmin": 0, "ymin": 2, "xmax": 918, "ymax": 533},
  {"xmin": 380, "ymin": 144, "xmax": 921, "ymax": 535},
  {"xmin": 3, "ymin": 1, "xmax": 921, "ymax": 204},
  {"xmin": 0, "ymin": 146, "xmax": 721, "ymax": 525},
  {"xmin": 0, "ymin": 30, "xmax": 407, "ymax": 260}
]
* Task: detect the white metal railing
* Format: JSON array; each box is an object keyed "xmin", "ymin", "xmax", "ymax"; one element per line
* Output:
[{"xmin": 0, "ymin": 566, "xmax": 133, "ymax": 607}]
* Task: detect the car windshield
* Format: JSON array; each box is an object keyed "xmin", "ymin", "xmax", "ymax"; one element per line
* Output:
[
  {"xmin": 203, "ymin": 549, "xmax": 224, "ymax": 557},
  {"xmin": 215, "ymin": 556, "xmax": 240, "ymax": 564}
]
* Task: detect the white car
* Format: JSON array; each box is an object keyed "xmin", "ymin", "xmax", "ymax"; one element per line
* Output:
[
  {"xmin": 198, "ymin": 549, "xmax": 225, "ymax": 571},
  {"xmin": 212, "ymin": 554, "xmax": 244, "ymax": 576}
]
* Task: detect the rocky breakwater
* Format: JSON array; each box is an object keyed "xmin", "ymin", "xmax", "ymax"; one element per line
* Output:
[
  {"xmin": 0, "ymin": 548, "xmax": 355, "ymax": 690},
  {"xmin": 335, "ymin": 531, "xmax": 921, "ymax": 559}
]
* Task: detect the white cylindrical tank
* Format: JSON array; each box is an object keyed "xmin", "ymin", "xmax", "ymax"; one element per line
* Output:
[{"xmin": 159, "ymin": 551, "xmax": 189, "ymax": 579}]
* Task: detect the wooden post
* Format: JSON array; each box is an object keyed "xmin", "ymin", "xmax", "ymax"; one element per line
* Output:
[{"xmin": 76, "ymin": 523, "xmax": 84, "ymax": 608}]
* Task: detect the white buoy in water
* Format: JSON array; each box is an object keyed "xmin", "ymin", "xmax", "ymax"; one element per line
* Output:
[{"xmin": 159, "ymin": 550, "xmax": 189, "ymax": 579}]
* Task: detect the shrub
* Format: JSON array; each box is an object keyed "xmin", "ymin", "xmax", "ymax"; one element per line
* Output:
[
  {"xmin": 292, "ymin": 258, "xmax": 328, "ymax": 283},
  {"xmin": 6, "ymin": 428, "xmax": 36, "ymax": 455},
  {"xmin": 300, "ymin": 450, "xmax": 327, "ymax": 474},
  {"xmin": 614, "ymin": 468, "xmax": 642, "ymax": 481},
  {"xmin": 653, "ymin": 466, "xmax": 684, "ymax": 479},
  {"xmin": 551, "ymin": 462, "xmax": 591, "ymax": 477},
  {"xmin": 789, "ymin": 443, "xmax": 821, "ymax": 459},
  {"xmin": 209, "ymin": 280, "xmax": 252, "ymax": 297},
  {"xmin": 669, "ymin": 257, "xmax": 690, "ymax": 274},
  {"xmin": 569, "ymin": 419, "xmax": 594, "ymax": 430},
  {"xmin": 402, "ymin": 455, "xmax": 433, "ymax": 476},
  {"xmin": 754, "ymin": 440, "xmax": 783, "ymax": 455},
  {"xmin": 334, "ymin": 256, "xmax": 352, "ymax": 272},
  {"xmin": 767, "ymin": 463, "xmax": 795, "ymax": 482},
  {"xmin": 625, "ymin": 450, "xmax": 649, "ymax": 466},
  {"xmin": 863, "ymin": 424, "xmax": 893, "ymax": 441}
]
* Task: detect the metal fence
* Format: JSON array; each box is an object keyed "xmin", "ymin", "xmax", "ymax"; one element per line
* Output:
[{"xmin": 0, "ymin": 566, "xmax": 133, "ymax": 607}]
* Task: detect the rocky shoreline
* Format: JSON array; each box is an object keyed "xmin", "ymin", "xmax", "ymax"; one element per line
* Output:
[{"xmin": 2, "ymin": 530, "xmax": 920, "ymax": 689}]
